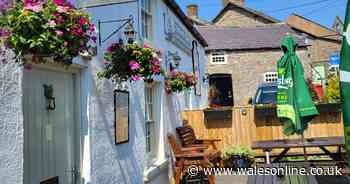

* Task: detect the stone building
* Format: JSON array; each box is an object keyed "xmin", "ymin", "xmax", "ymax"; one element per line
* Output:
[
  {"xmin": 212, "ymin": 0, "xmax": 279, "ymax": 27},
  {"xmin": 188, "ymin": 0, "xmax": 341, "ymax": 106},
  {"xmin": 198, "ymin": 24, "xmax": 310, "ymax": 106}
]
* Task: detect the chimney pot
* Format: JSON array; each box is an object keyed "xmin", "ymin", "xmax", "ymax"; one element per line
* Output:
[{"xmin": 187, "ymin": 4, "xmax": 198, "ymax": 18}]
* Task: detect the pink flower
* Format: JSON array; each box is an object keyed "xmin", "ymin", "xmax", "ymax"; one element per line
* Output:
[
  {"xmin": 77, "ymin": 27, "xmax": 84, "ymax": 34},
  {"xmin": 55, "ymin": 16, "xmax": 65, "ymax": 24},
  {"xmin": 48, "ymin": 20, "xmax": 56, "ymax": 27},
  {"xmin": 129, "ymin": 60, "xmax": 140, "ymax": 70},
  {"xmin": 131, "ymin": 75, "xmax": 141, "ymax": 81},
  {"xmin": 152, "ymin": 58, "xmax": 160, "ymax": 65},
  {"xmin": 53, "ymin": 0, "xmax": 65, "ymax": 6},
  {"xmin": 152, "ymin": 66, "xmax": 160, "ymax": 73},
  {"xmin": 0, "ymin": 28, "xmax": 10, "ymax": 37},
  {"xmin": 89, "ymin": 24, "xmax": 95, "ymax": 32},
  {"xmin": 143, "ymin": 43, "xmax": 151, "ymax": 48},
  {"xmin": 24, "ymin": 0, "xmax": 44, "ymax": 12},
  {"xmin": 170, "ymin": 70, "xmax": 177, "ymax": 78},
  {"xmin": 64, "ymin": 41, "xmax": 68, "ymax": 46},
  {"xmin": 55, "ymin": 30, "xmax": 64, "ymax": 36}
]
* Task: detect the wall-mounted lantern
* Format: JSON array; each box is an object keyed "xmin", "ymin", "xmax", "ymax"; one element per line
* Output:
[
  {"xmin": 124, "ymin": 22, "xmax": 137, "ymax": 44},
  {"xmin": 43, "ymin": 84, "xmax": 56, "ymax": 111},
  {"xmin": 166, "ymin": 51, "xmax": 181, "ymax": 71}
]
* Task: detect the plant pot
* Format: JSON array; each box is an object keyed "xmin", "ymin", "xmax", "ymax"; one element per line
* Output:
[{"xmin": 225, "ymin": 156, "xmax": 253, "ymax": 170}]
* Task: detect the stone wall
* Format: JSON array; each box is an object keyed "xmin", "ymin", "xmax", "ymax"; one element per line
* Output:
[
  {"xmin": 214, "ymin": 7, "xmax": 272, "ymax": 27},
  {"xmin": 309, "ymin": 38, "xmax": 341, "ymax": 63},
  {"xmin": 0, "ymin": 49, "xmax": 24, "ymax": 184},
  {"xmin": 206, "ymin": 48, "xmax": 312, "ymax": 105}
]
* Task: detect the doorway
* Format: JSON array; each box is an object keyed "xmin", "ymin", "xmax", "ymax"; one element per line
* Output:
[
  {"xmin": 208, "ymin": 74, "xmax": 234, "ymax": 107},
  {"xmin": 23, "ymin": 67, "xmax": 80, "ymax": 184}
]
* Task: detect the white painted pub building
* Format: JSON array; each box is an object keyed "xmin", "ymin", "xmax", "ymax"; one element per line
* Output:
[{"xmin": 0, "ymin": 0, "xmax": 208, "ymax": 184}]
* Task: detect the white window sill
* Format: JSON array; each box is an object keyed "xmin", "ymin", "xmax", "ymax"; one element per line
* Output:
[{"xmin": 143, "ymin": 159, "xmax": 169, "ymax": 182}]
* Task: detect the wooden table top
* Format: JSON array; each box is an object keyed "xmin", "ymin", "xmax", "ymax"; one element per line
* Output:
[{"xmin": 252, "ymin": 136, "xmax": 345, "ymax": 150}]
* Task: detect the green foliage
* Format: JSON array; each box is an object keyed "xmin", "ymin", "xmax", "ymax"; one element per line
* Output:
[
  {"xmin": 223, "ymin": 145, "xmax": 255, "ymax": 159},
  {"xmin": 0, "ymin": 0, "xmax": 95, "ymax": 65},
  {"xmin": 165, "ymin": 71, "xmax": 196, "ymax": 93},
  {"xmin": 326, "ymin": 73, "xmax": 340, "ymax": 103},
  {"xmin": 98, "ymin": 43, "xmax": 164, "ymax": 82}
]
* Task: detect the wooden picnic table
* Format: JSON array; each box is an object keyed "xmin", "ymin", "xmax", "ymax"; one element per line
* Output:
[{"xmin": 252, "ymin": 136, "xmax": 345, "ymax": 164}]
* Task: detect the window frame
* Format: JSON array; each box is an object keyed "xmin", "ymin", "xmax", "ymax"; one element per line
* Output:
[
  {"xmin": 263, "ymin": 72, "xmax": 278, "ymax": 83},
  {"xmin": 141, "ymin": 0, "xmax": 153, "ymax": 41},
  {"xmin": 210, "ymin": 51, "xmax": 227, "ymax": 65},
  {"xmin": 144, "ymin": 84, "xmax": 158, "ymax": 162}
]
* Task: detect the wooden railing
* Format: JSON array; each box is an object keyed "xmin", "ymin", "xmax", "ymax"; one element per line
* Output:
[{"xmin": 182, "ymin": 105, "xmax": 344, "ymax": 155}]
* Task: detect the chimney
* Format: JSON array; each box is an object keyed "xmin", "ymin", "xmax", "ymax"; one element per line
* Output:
[
  {"xmin": 222, "ymin": 0, "xmax": 245, "ymax": 7},
  {"xmin": 187, "ymin": 4, "xmax": 198, "ymax": 18}
]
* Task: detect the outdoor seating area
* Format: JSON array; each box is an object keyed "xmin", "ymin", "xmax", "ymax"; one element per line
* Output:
[
  {"xmin": 170, "ymin": 126, "xmax": 350, "ymax": 184},
  {"xmin": 175, "ymin": 113, "xmax": 350, "ymax": 183}
]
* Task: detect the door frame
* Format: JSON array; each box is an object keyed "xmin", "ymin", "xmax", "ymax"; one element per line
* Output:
[{"xmin": 24, "ymin": 63, "xmax": 85, "ymax": 184}]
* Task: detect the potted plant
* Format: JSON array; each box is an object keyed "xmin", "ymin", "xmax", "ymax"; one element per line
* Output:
[
  {"xmin": 98, "ymin": 43, "xmax": 164, "ymax": 82},
  {"xmin": 165, "ymin": 71, "xmax": 196, "ymax": 93},
  {"xmin": 0, "ymin": 0, "xmax": 96, "ymax": 65},
  {"xmin": 223, "ymin": 145, "xmax": 255, "ymax": 170}
]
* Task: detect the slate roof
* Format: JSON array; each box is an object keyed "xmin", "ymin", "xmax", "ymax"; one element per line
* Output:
[{"xmin": 197, "ymin": 24, "xmax": 309, "ymax": 51}]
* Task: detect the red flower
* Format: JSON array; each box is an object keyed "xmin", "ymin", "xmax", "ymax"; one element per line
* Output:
[
  {"xmin": 79, "ymin": 17, "xmax": 88, "ymax": 25},
  {"xmin": 152, "ymin": 66, "xmax": 161, "ymax": 73},
  {"xmin": 53, "ymin": 0, "xmax": 65, "ymax": 6}
]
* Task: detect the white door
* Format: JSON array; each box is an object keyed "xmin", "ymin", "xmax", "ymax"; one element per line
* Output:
[{"xmin": 23, "ymin": 68, "xmax": 79, "ymax": 184}]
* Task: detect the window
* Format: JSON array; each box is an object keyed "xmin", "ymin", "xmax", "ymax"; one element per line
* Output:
[
  {"xmin": 211, "ymin": 51, "xmax": 226, "ymax": 64},
  {"xmin": 264, "ymin": 72, "xmax": 278, "ymax": 83},
  {"xmin": 184, "ymin": 89, "xmax": 191, "ymax": 110},
  {"xmin": 141, "ymin": 0, "xmax": 152, "ymax": 40},
  {"xmin": 145, "ymin": 85, "xmax": 157, "ymax": 159}
]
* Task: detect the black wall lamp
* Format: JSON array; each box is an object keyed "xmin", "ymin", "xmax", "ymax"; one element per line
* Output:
[
  {"xmin": 43, "ymin": 84, "xmax": 56, "ymax": 111},
  {"xmin": 166, "ymin": 51, "xmax": 181, "ymax": 71}
]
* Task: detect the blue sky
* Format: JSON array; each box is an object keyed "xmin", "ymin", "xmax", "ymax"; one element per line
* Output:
[{"xmin": 175, "ymin": 0, "xmax": 347, "ymax": 28}]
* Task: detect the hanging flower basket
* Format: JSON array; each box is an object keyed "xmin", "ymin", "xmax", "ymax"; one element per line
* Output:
[
  {"xmin": 98, "ymin": 43, "xmax": 164, "ymax": 82},
  {"xmin": 0, "ymin": 0, "xmax": 96, "ymax": 65},
  {"xmin": 165, "ymin": 71, "xmax": 196, "ymax": 93}
]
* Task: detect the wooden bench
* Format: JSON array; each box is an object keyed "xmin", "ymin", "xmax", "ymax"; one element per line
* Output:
[
  {"xmin": 252, "ymin": 137, "xmax": 346, "ymax": 164},
  {"xmin": 168, "ymin": 133, "xmax": 218, "ymax": 184},
  {"xmin": 176, "ymin": 125, "xmax": 221, "ymax": 150}
]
